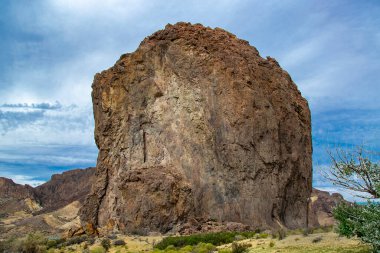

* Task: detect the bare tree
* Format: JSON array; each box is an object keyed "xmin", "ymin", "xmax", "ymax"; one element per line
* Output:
[{"xmin": 324, "ymin": 147, "xmax": 380, "ymax": 199}]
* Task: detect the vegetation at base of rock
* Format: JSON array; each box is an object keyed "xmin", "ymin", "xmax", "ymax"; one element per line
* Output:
[
  {"xmin": 325, "ymin": 147, "xmax": 380, "ymax": 253},
  {"xmin": 154, "ymin": 231, "xmax": 256, "ymax": 249},
  {"xmin": 334, "ymin": 202, "xmax": 380, "ymax": 252},
  {"xmin": 113, "ymin": 239, "xmax": 126, "ymax": 246},
  {"xmin": 101, "ymin": 238, "xmax": 111, "ymax": 251},
  {"xmin": 311, "ymin": 236, "xmax": 322, "ymax": 243},
  {"xmin": 151, "ymin": 243, "xmax": 216, "ymax": 253},
  {"xmin": 231, "ymin": 242, "xmax": 251, "ymax": 253},
  {"xmin": 90, "ymin": 246, "xmax": 106, "ymax": 253},
  {"xmin": 0, "ymin": 232, "xmax": 48, "ymax": 253}
]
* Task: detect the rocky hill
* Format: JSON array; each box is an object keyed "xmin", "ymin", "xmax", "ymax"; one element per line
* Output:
[
  {"xmin": 0, "ymin": 177, "xmax": 41, "ymax": 217},
  {"xmin": 0, "ymin": 168, "xmax": 95, "ymax": 238},
  {"xmin": 0, "ymin": 168, "xmax": 95, "ymax": 217},
  {"xmin": 34, "ymin": 168, "xmax": 95, "ymax": 213},
  {"xmin": 80, "ymin": 22, "xmax": 313, "ymax": 234}
]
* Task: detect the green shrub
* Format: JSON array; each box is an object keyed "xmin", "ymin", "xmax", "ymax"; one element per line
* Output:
[
  {"xmin": 46, "ymin": 238, "xmax": 66, "ymax": 249},
  {"xmin": 87, "ymin": 237, "xmax": 96, "ymax": 245},
  {"xmin": 277, "ymin": 229, "xmax": 286, "ymax": 240},
  {"xmin": 231, "ymin": 242, "xmax": 251, "ymax": 253},
  {"xmin": 63, "ymin": 235, "xmax": 88, "ymax": 246},
  {"xmin": 20, "ymin": 232, "xmax": 48, "ymax": 253},
  {"xmin": 302, "ymin": 228, "xmax": 310, "ymax": 237},
  {"xmin": 218, "ymin": 249, "xmax": 232, "ymax": 253},
  {"xmin": 334, "ymin": 201, "xmax": 380, "ymax": 252},
  {"xmin": 90, "ymin": 246, "xmax": 106, "ymax": 253},
  {"xmin": 101, "ymin": 238, "xmax": 111, "ymax": 252},
  {"xmin": 257, "ymin": 233, "xmax": 268, "ymax": 239},
  {"xmin": 154, "ymin": 231, "xmax": 256, "ymax": 250},
  {"xmin": 269, "ymin": 241, "xmax": 275, "ymax": 247}
]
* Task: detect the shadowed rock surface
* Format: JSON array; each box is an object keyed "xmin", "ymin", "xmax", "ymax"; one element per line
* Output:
[{"xmin": 80, "ymin": 22, "xmax": 313, "ymax": 233}]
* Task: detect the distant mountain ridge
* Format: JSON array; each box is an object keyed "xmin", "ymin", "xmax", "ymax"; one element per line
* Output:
[{"xmin": 0, "ymin": 167, "xmax": 95, "ymax": 216}]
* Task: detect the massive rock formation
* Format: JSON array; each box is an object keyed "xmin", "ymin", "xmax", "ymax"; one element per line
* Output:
[{"xmin": 80, "ymin": 22, "xmax": 312, "ymax": 234}]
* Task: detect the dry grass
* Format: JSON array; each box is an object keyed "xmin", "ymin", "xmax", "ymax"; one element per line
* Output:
[{"xmin": 217, "ymin": 232, "xmax": 371, "ymax": 253}]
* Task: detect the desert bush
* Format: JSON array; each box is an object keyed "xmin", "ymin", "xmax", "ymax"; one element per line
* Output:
[
  {"xmin": 231, "ymin": 242, "xmax": 251, "ymax": 253},
  {"xmin": 218, "ymin": 249, "xmax": 232, "ymax": 253},
  {"xmin": 234, "ymin": 235, "xmax": 246, "ymax": 241},
  {"xmin": 86, "ymin": 237, "xmax": 96, "ymax": 245},
  {"xmin": 46, "ymin": 238, "xmax": 66, "ymax": 249},
  {"xmin": 64, "ymin": 235, "xmax": 88, "ymax": 246},
  {"xmin": 269, "ymin": 241, "xmax": 275, "ymax": 247},
  {"xmin": 312, "ymin": 236, "xmax": 323, "ymax": 243},
  {"xmin": 113, "ymin": 239, "xmax": 126, "ymax": 246},
  {"xmin": 90, "ymin": 246, "xmax": 106, "ymax": 253},
  {"xmin": 277, "ymin": 229, "xmax": 286, "ymax": 240},
  {"xmin": 154, "ymin": 231, "xmax": 256, "ymax": 249},
  {"xmin": 302, "ymin": 228, "xmax": 310, "ymax": 237},
  {"xmin": 101, "ymin": 238, "xmax": 111, "ymax": 251},
  {"xmin": 256, "ymin": 233, "xmax": 268, "ymax": 239},
  {"xmin": 334, "ymin": 201, "xmax": 380, "ymax": 252}
]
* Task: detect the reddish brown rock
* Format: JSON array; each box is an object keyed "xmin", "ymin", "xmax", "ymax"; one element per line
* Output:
[
  {"xmin": 0, "ymin": 167, "xmax": 95, "ymax": 217},
  {"xmin": 80, "ymin": 22, "xmax": 312, "ymax": 233},
  {"xmin": 34, "ymin": 167, "xmax": 95, "ymax": 213},
  {"xmin": 0, "ymin": 177, "xmax": 40, "ymax": 216}
]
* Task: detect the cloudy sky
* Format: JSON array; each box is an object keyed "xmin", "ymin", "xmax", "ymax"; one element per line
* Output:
[{"xmin": 0, "ymin": 0, "xmax": 379, "ymax": 200}]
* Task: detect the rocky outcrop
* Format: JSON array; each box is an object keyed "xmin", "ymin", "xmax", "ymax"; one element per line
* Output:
[
  {"xmin": 0, "ymin": 177, "xmax": 41, "ymax": 216},
  {"xmin": 309, "ymin": 188, "xmax": 345, "ymax": 227},
  {"xmin": 0, "ymin": 168, "xmax": 95, "ymax": 238},
  {"xmin": 80, "ymin": 22, "xmax": 312, "ymax": 233}
]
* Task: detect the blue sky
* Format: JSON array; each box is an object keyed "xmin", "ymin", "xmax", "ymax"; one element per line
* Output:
[{"xmin": 0, "ymin": 0, "xmax": 379, "ymax": 201}]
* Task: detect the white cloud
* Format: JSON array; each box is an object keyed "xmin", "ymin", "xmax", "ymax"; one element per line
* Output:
[
  {"xmin": 2, "ymin": 174, "xmax": 45, "ymax": 187},
  {"xmin": 0, "ymin": 102, "xmax": 95, "ymax": 146}
]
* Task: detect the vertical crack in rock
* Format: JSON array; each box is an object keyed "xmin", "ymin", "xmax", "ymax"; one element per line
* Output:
[
  {"xmin": 143, "ymin": 130, "xmax": 147, "ymax": 163},
  {"xmin": 80, "ymin": 22, "xmax": 312, "ymax": 234}
]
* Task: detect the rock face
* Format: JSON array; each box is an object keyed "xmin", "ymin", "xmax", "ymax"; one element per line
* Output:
[{"xmin": 80, "ymin": 22, "xmax": 312, "ymax": 233}]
